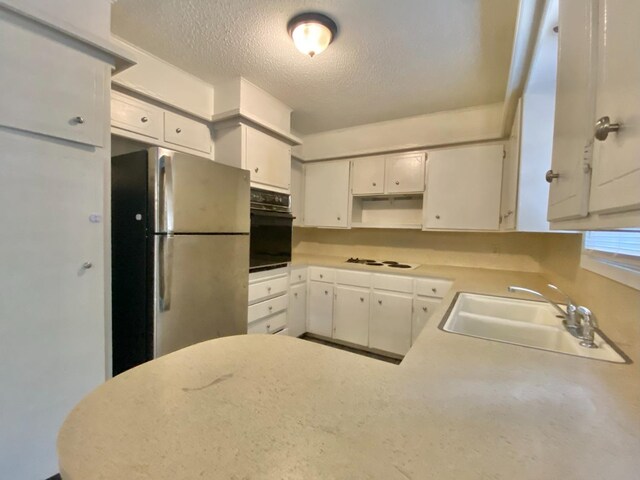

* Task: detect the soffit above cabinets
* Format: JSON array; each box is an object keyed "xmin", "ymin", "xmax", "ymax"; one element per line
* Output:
[{"xmin": 111, "ymin": 0, "xmax": 518, "ymax": 135}]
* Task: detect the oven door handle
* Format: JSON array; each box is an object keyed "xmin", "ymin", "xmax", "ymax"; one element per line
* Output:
[{"xmin": 250, "ymin": 210, "xmax": 295, "ymax": 219}]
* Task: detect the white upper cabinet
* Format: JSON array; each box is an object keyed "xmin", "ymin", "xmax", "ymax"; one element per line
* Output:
[
  {"xmin": 350, "ymin": 152, "xmax": 425, "ymax": 196},
  {"xmin": 501, "ymin": 99, "xmax": 521, "ymax": 230},
  {"xmin": 588, "ymin": 0, "xmax": 640, "ymax": 215},
  {"xmin": 0, "ymin": 11, "xmax": 107, "ymax": 148},
  {"xmin": 245, "ymin": 127, "xmax": 291, "ymax": 191},
  {"xmin": 547, "ymin": 0, "xmax": 596, "ymax": 222},
  {"xmin": 423, "ymin": 144, "xmax": 504, "ymax": 230},
  {"xmin": 384, "ymin": 152, "xmax": 425, "ymax": 194},
  {"xmin": 304, "ymin": 160, "xmax": 351, "ymax": 228},
  {"xmin": 351, "ymin": 156, "xmax": 385, "ymax": 195},
  {"xmin": 163, "ymin": 111, "xmax": 211, "ymax": 154},
  {"xmin": 111, "ymin": 91, "xmax": 162, "ymax": 140},
  {"xmin": 215, "ymin": 124, "xmax": 291, "ymax": 192}
]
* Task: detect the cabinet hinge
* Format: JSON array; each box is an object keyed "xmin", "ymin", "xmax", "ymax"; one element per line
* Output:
[{"xmin": 502, "ymin": 149, "xmax": 506, "ymax": 160}]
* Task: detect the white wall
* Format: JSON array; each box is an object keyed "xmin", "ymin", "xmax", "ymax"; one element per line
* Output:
[{"xmin": 293, "ymin": 103, "xmax": 503, "ymax": 161}]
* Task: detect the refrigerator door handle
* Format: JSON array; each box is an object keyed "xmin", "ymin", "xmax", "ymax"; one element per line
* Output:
[
  {"xmin": 158, "ymin": 235, "xmax": 173, "ymax": 311},
  {"xmin": 158, "ymin": 155, "xmax": 175, "ymax": 233}
]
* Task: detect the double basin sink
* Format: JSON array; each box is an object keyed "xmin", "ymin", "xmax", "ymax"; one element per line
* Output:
[{"xmin": 442, "ymin": 293, "xmax": 627, "ymax": 363}]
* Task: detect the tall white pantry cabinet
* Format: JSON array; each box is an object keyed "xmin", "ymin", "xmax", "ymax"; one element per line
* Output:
[{"xmin": 0, "ymin": 2, "xmax": 129, "ymax": 478}]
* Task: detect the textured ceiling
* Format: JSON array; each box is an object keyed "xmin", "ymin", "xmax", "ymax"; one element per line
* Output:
[{"xmin": 112, "ymin": 0, "xmax": 518, "ymax": 134}]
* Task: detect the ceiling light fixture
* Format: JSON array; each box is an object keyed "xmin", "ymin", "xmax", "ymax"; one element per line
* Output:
[{"xmin": 287, "ymin": 12, "xmax": 338, "ymax": 58}]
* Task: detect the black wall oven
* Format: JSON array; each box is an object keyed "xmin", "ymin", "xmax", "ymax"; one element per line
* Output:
[{"xmin": 250, "ymin": 188, "xmax": 293, "ymax": 271}]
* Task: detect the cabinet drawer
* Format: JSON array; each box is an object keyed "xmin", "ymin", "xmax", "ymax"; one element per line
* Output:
[
  {"xmin": 248, "ymin": 294, "xmax": 289, "ymax": 323},
  {"xmin": 111, "ymin": 91, "xmax": 162, "ymax": 140},
  {"xmin": 414, "ymin": 278, "xmax": 453, "ymax": 298},
  {"xmin": 248, "ymin": 275, "xmax": 289, "ymax": 304},
  {"xmin": 248, "ymin": 310, "xmax": 287, "ymax": 334},
  {"xmin": 335, "ymin": 269, "xmax": 372, "ymax": 288},
  {"xmin": 290, "ymin": 267, "xmax": 308, "ymax": 285},
  {"xmin": 308, "ymin": 267, "xmax": 335, "ymax": 283},
  {"xmin": 164, "ymin": 111, "xmax": 211, "ymax": 153},
  {"xmin": 372, "ymin": 274, "xmax": 414, "ymax": 293},
  {"xmin": 0, "ymin": 12, "xmax": 106, "ymax": 147}
]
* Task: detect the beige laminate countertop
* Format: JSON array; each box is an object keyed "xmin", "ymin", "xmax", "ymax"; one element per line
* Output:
[{"xmin": 58, "ymin": 256, "xmax": 640, "ymax": 479}]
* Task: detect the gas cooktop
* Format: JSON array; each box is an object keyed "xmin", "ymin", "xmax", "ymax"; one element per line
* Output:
[{"xmin": 345, "ymin": 258, "xmax": 420, "ymax": 270}]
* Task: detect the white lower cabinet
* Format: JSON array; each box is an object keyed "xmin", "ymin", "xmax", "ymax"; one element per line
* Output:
[
  {"xmin": 333, "ymin": 286, "xmax": 370, "ymax": 345},
  {"xmin": 369, "ymin": 291, "xmax": 413, "ymax": 355},
  {"xmin": 412, "ymin": 297, "xmax": 442, "ymax": 344},
  {"xmin": 307, "ymin": 281, "xmax": 334, "ymax": 337},
  {"xmin": 288, "ymin": 283, "xmax": 307, "ymax": 338}
]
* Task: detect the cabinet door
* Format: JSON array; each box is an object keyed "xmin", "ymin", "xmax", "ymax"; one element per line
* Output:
[
  {"xmin": 0, "ymin": 11, "xmax": 106, "ymax": 147},
  {"xmin": 588, "ymin": 0, "xmax": 640, "ymax": 215},
  {"xmin": 307, "ymin": 281, "xmax": 334, "ymax": 337},
  {"xmin": 304, "ymin": 161, "xmax": 350, "ymax": 228},
  {"xmin": 333, "ymin": 286, "xmax": 370, "ymax": 346},
  {"xmin": 164, "ymin": 111, "xmax": 211, "ymax": 154},
  {"xmin": 288, "ymin": 283, "xmax": 307, "ymax": 338},
  {"xmin": 384, "ymin": 152, "xmax": 425, "ymax": 193},
  {"xmin": 246, "ymin": 127, "xmax": 291, "ymax": 191},
  {"xmin": 547, "ymin": 0, "xmax": 596, "ymax": 221},
  {"xmin": 291, "ymin": 159, "xmax": 305, "ymax": 226},
  {"xmin": 369, "ymin": 291, "xmax": 412, "ymax": 355},
  {"xmin": 111, "ymin": 91, "xmax": 162, "ymax": 140},
  {"xmin": 412, "ymin": 297, "xmax": 441, "ymax": 344},
  {"xmin": 423, "ymin": 144, "xmax": 503, "ymax": 230},
  {"xmin": 352, "ymin": 156, "xmax": 385, "ymax": 195},
  {"xmin": 501, "ymin": 99, "xmax": 521, "ymax": 231}
]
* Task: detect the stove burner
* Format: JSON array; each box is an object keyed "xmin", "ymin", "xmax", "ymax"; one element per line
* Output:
[
  {"xmin": 346, "ymin": 257, "xmax": 376, "ymax": 264},
  {"xmin": 365, "ymin": 261, "xmax": 384, "ymax": 266},
  {"xmin": 382, "ymin": 261, "xmax": 399, "ymax": 265},
  {"xmin": 387, "ymin": 264, "xmax": 412, "ymax": 268}
]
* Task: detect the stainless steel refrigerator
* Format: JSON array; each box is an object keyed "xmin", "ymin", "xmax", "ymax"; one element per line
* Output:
[{"xmin": 111, "ymin": 147, "xmax": 250, "ymax": 375}]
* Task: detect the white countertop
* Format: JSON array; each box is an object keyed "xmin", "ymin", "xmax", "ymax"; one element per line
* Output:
[{"xmin": 58, "ymin": 256, "xmax": 640, "ymax": 479}]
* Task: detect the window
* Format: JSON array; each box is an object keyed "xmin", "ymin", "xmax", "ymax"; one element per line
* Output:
[{"xmin": 581, "ymin": 231, "xmax": 640, "ymax": 290}]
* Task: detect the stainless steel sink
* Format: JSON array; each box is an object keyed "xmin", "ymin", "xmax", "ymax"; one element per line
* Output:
[{"xmin": 441, "ymin": 293, "xmax": 628, "ymax": 363}]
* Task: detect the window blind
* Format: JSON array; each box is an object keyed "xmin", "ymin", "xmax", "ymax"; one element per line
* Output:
[{"xmin": 584, "ymin": 231, "xmax": 640, "ymax": 259}]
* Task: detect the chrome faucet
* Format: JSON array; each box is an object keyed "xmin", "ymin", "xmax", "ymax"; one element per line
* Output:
[
  {"xmin": 507, "ymin": 284, "xmax": 580, "ymax": 336},
  {"xmin": 576, "ymin": 306, "xmax": 599, "ymax": 349}
]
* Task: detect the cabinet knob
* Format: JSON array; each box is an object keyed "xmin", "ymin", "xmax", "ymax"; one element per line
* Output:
[
  {"xmin": 378, "ymin": 300, "xmax": 382, "ymax": 305},
  {"xmin": 337, "ymin": 216, "xmax": 341, "ymax": 221},
  {"xmin": 294, "ymin": 292, "xmax": 298, "ymax": 298},
  {"xmin": 395, "ymin": 181, "xmax": 400, "ymax": 185},
  {"xmin": 422, "ymin": 306, "xmax": 428, "ymax": 312},
  {"xmin": 360, "ymin": 297, "xmax": 364, "ymax": 302},
  {"xmin": 141, "ymin": 116, "xmax": 148, "ymax": 123},
  {"xmin": 254, "ymin": 167, "xmax": 259, "ymax": 173},
  {"xmin": 267, "ymin": 286, "xmax": 271, "ymax": 292},
  {"xmin": 175, "ymin": 127, "xmax": 182, "ymax": 133},
  {"xmin": 268, "ymin": 305, "xmax": 273, "ymax": 311},
  {"xmin": 266, "ymin": 324, "xmax": 271, "ymax": 330},
  {"xmin": 82, "ymin": 261, "xmax": 92, "ymax": 269},
  {"xmin": 545, "ymin": 169, "xmax": 560, "ymax": 183},
  {"xmin": 319, "ymin": 274, "xmax": 323, "ymax": 279},
  {"xmin": 594, "ymin": 116, "xmax": 621, "ymax": 141},
  {"xmin": 372, "ymin": 182, "xmax": 376, "ymax": 186},
  {"xmin": 324, "ymin": 290, "xmax": 328, "ymax": 295},
  {"xmin": 298, "ymin": 275, "xmax": 302, "ymax": 280},
  {"xmin": 74, "ymin": 116, "xmax": 85, "ymax": 124},
  {"xmin": 432, "ymin": 287, "xmax": 437, "ymax": 294},
  {"xmin": 435, "ymin": 215, "xmax": 441, "ymax": 220}
]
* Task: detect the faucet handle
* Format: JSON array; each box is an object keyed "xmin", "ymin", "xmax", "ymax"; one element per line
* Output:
[
  {"xmin": 576, "ymin": 305, "xmax": 599, "ymax": 349},
  {"xmin": 547, "ymin": 284, "xmax": 576, "ymax": 310}
]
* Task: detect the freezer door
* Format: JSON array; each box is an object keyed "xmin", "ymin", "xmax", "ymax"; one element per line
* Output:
[
  {"xmin": 153, "ymin": 234, "xmax": 249, "ymax": 357},
  {"xmin": 151, "ymin": 148, "xmax": 250, "ymax": 234}
]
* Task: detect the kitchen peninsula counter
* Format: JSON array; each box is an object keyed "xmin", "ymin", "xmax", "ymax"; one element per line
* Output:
[{"xmin": 58, "ymin": 258, "xmax": 640, "ymax": 479}]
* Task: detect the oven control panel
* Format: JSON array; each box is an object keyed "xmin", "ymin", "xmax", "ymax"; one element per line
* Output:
[{"xmin": 250, "ymin": 188, "xmax": 291, "ymax": 212}]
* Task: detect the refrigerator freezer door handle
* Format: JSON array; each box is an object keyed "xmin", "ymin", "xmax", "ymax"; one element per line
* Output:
[
  {"xmin": 158, "ymin": 235, "xmax": 173, "ymax": 311},
  {"xmin": 159, "ymin": 155, "xmax": 175, "ymax": 233}
]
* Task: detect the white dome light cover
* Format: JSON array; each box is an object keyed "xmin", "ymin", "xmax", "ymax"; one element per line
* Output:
[{"xmin": 287, "ymin": 12, "xmax": 338, "ymax": 58}]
